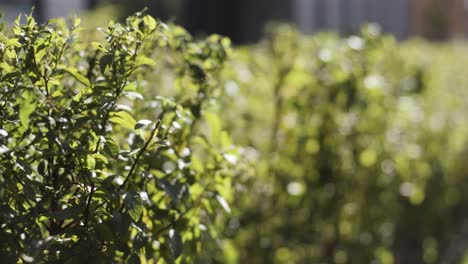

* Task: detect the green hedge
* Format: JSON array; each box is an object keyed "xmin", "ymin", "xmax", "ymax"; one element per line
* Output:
[
  {"xmin": 220, "ymin": 25, "xmax": 468, "ymax": 263},
  {"xmin": 2, "ymin": 12, "xmax": 468, "ymax": 264}
]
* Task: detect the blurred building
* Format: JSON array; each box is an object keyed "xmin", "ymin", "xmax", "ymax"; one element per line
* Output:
[
  {"xmin": 0, "ymin": 0, "xmax": 90, "ymax": 22},
  {"xmin": 295, "ymin": 0, "xmax": 409, "ymax": 38},
  {"xmin": 183, "ymin": 0, "xmax": 291, "ymax": 43},
  {"xmin": 411, "ymin": 0, "xmax": 468, "ymax": 39},
  {"xmin": 182, "ymin": 0, "xmax": 468, "ymax": 42},
  {"xmin": 39, "ymin": 0, "xmax": 88, "ymax": 21},
  {"xmin": 0, "ymin": 0, "xmax": 32, "ymax": 22},
  {"xmin": 1, "ymin": 0, "xmax": 468, "ymax": 42}
]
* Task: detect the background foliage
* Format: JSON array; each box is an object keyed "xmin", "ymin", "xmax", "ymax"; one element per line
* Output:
[
  {"xmin": 219, "ymin": 25, "xmax": 468, "ymax": 263},
  {"xmin": 3, "ymin": 11, "xmax": 468, "ymax": 264}
]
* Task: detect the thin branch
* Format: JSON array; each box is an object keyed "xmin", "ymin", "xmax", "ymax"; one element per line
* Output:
[{"xmin": 118, "ymin": 120, "xmax": 161, "ymax": 192}]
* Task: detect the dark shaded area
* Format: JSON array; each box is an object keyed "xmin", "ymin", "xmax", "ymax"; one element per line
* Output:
[
  {"xmin": 32, "ymin": 0, "xmax": 42, "ymax": 20},
  {"xmin": 115, "ymin": 0, "xmax": 292, "ymax": 43},
  {"xmin": 423, "ymin": 0, "xmax": 449, "ymax": 39},
  {"xmin": 88, "ymin": 0, "xmax": 99, "ymax": 8}
]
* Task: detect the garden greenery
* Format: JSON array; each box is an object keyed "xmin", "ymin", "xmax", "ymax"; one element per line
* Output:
[
  {"xmin": 3, "ymin": 11, "xmax": 468, "ymax": 264},
  {"xmin": 0, "ymin": 12, "xmax": 239, "ymax": 263}
]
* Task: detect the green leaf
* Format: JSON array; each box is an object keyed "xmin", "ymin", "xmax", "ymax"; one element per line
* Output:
[
  {"xmin": 64, "ymin": 67, "xmax": 91, "ymax": 87},
  {"xmin": 0, "ymin": 62, "xmax": 14, "ymax": 74},
  {"xmin": 51, "ymin": 90, "xmax": 63, "ymax": 98},
  {"xmin": 124, "ymin": 191, "xmax": 143, "ymax": 222},
  {"xmin": 86, "ymin": 154, "xmax": 96, "ymax": 169},
  {"xmin": 72, "ymin": 86, "xmax": 92, "ymax": 102},
  {"xmin": 100, "ymin": 54, "xmax": 113, "ymax": 74},
  {"xmin": 35, "ymin": 48, "xmax": 47, "ymax": 62},
  {"xmin": 190, "ymin": 156, "xmax": 204, "ymax": 173},
  {"xmin": 143, "ymin": 15, "xmax": 157, "ymax": 31},
  {"xmin": 168, "ymin": 228, "xmax": 183, "ymax": 260},
  {"xmin": 26, "ymin": 15, "xmax": 35, "ymax": 29},
  {"xmin": 5, "ymin": 38, "xmax": 21, "ymax": 47},
  {"xmin": 204, "ymin": 112, "xmax": 221, "ymax": 146},
  {"xmin": 13, "ymin": 14, "xmax": 21, "ymax": 35},
  {"xmin": 104, "ymin": 137, "xmax": 120, "ymax": 157},
  {"xmin": 136, "ymin": 55, "xmax": 155, "ymax": 66},
  {"xmin": 123, "ymin": 82, "xmax": 137, "ymax": 92},
  {"xmin": 93, "ymin": 153, "xmax": 109, "ymax": 164},
  {"xmin": 110, "ymin": 111, "xmax": 137, "ymax": 130},
  {"xmin": 4, "ymin": 49, "xmax": 16, "ymax": 60},
  {"xmin": 19, "ymin": 90, "xmax": 36, "ymax": 127},
  {"xmin": 91, "ymin": 41, "xmax": 107, "ymax": 52},
  {"xmin": 73, "ymin": 17, "xmax": 81, "ymax": 28}
]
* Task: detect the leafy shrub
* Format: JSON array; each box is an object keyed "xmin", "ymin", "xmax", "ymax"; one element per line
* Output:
[{"xmin": 0, "ymin": 12, "xmax": 239, "ymax": 263}]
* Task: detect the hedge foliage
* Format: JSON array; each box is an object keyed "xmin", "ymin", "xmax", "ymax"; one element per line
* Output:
[
  {"xmin": 220, "ymin": 26, "xmax": 468, "ymax": 263},
  {"xmin": 0, "ymin": 12, "xmax": 240, "ymax": 263},
  {"xmin": 2, "ymin": 12, "xmax": 468, "ymax": 264}
]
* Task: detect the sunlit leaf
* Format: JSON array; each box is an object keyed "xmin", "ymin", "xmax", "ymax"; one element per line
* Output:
[
  {"xmin": 110, "ymin": 111, "xmax": 137, "ymax": 130},
  {"xmin": 19, "ymin": 90, "xmax": 36, "ymax": 127},
  {"xmin": 64, "ymin": 67, "xmax": 91, "ymax": 87},
  {"xmin": 143, "ymin": 15, "xmax": 157, "ymax": 31}
]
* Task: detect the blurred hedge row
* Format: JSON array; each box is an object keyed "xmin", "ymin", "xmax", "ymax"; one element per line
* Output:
[{"xmin": 219, "ymin": 25, "xmax": 468, "ymax": 263}]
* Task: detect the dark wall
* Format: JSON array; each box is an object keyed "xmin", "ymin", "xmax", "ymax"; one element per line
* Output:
[
  {"xmin": 185, "ymin": 0, "xmax": 239, "ymax": 40},
  {"xmin": 113, "ymin": 0, "xmax": 293, "ymax": 43},
  {"xmin": 182, "ymin": 0, "xmax": 293, "ymax": 43},
  {"xmin": 109, "ymin": 0, "xmax": 294, "ymax": 43}
]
